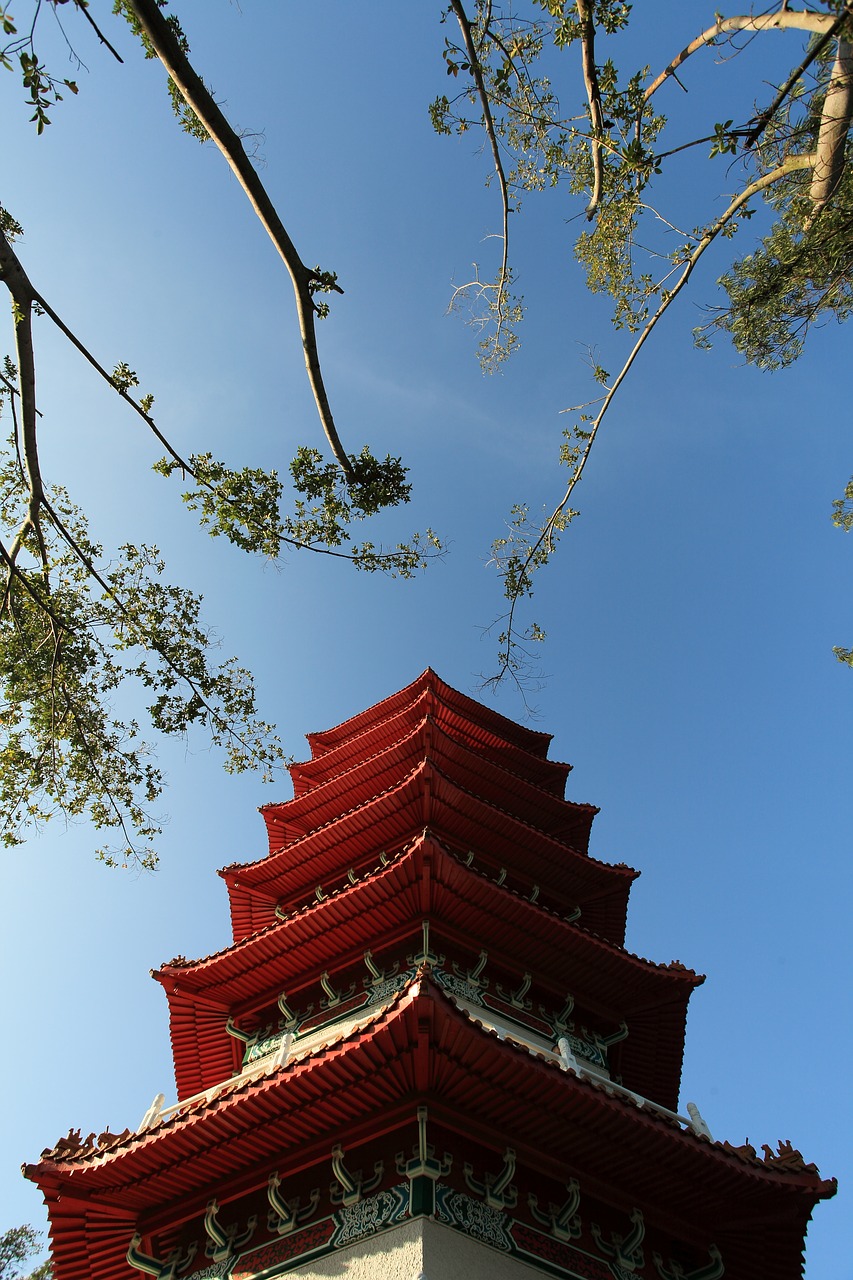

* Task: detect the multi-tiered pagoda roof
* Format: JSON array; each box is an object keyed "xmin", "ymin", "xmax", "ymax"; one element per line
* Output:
[{"xmin": 26, "ymin": 671, "xmax": 835, "ymax": 1280}]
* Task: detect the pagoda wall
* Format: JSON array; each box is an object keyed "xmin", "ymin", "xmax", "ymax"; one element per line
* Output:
[{"xmin": 286, "ymin": 1217, "xmax": 545, "ymax": 1280}]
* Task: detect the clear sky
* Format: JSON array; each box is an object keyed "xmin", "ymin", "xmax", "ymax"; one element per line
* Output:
[{"xmin": 1, "ymin": 4, "xmax": 850, "ymax": 1277}]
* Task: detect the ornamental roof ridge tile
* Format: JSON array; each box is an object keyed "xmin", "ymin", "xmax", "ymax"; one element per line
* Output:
[
  {"xmin": 158, "ymin": 845, "xmax": 410, "ymax": 976},
  {"xmin": 438, "ymin": 841, "xmax": 702, "ymax": 984},
  {"xmin": 304, "ymin": 669, "xmax": 553, "ymax": 754},
  {"xmin": 271, "ymin": 712, "xmax": 577, "ymax": 817}
]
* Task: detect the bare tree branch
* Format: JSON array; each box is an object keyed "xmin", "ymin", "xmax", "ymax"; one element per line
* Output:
[
  {"xmin": 125, "ymin": 0, "xmax": 355, "ymax": 481},
  {"xmin": 450, "ymin": 0, "xmax": 511, "ymax": 337},
  {"xmin": 575, "ymin": 0, "xmax": 605, "ymax": 220},
  {"xmin": 644, "ymin": 10, "xmax": 840, "ymax": 105}
]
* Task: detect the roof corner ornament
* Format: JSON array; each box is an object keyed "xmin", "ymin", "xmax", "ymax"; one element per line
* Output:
[
  {"xmin": 363, "ymin": 949, "xmax": 399, "ymax": 989},
  {"xmin": 528, "ymin": 1178, "xmax": 582, "ymax": 1242},
  {"xmin": 137, "ymin": 1093, "xmax": 165, "ymax": 1133},
  {"xmin": 463, "ymin": 1147, "xmax": 518, "ymax": 1210},
  {"xmin": 203, "ymin": 1199, "xmax": 257, "ymax": 1262},
  {"xmin": 330, "ymin": 1144, "xmax": 384, "ymax": 1206},
  {"xmin": 591, "ymin": 1207, "xmax": 645, "ymax": 1272},
  {"xmin": 319, "ymin": 971, "xmax": 357, "ymax": 1008},
  {"xmin": 396, "ymin": 1106, "xmax": 452, "ymax": 1181},
  {"xmin": 685, "ymin": 1102, "xmax": 713, "ymax": 1140},
  {"xmin": 653, "ymin": 1244, "xmax": 725, "ymax": 1280},
  {"xmin": 557, "ymin": 1036, "xmax": 580, "ymax": 1074},
  {"xmin": 496, "ymin": 971, "xmax": 532, "ymax": 1011},
  {"xmin": 126, "ymin": 1235, "xmax": 197, "ymax": 1280},
  {"xmin": 267, "ymin": 1173, "xmax": 320, "ymax": 1236},
  {"xmin": 452, "ymin": 950, "xmax": 488, "ymax": 989}
]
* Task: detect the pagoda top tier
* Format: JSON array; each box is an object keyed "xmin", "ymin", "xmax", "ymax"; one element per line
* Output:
[{"xmin": 304, "ymin": 668, "xmax": 554, "ymax": 762}]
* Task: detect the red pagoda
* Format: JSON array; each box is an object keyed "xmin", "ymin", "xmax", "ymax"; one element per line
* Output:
[{"xmin": 26, "ymin": 671, "xmax": 835, "ymax": 1280}]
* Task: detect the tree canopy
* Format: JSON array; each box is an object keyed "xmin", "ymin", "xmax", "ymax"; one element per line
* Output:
[{"xmin": 1, "ymin": 0, "xmax": 852, "ymax": 864}]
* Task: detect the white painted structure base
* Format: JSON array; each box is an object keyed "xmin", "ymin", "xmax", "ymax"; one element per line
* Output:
[{"xmin": 287, "ymin": 1216, "xmax": 545, "ymax": 1280}]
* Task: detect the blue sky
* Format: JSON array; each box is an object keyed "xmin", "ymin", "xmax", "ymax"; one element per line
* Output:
[{"xmin": 1, "ymin": 4, "xmax": 850, "ymax": 1276}]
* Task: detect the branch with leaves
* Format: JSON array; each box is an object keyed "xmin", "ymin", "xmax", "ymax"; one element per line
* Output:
[{"xmin": 432, "ymin": 1, "xmax": 853, "ymax": 681}]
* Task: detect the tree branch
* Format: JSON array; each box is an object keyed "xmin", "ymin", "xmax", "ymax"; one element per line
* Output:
[
  {"xmin": 0, "ymin": 224, "xmax": 46, "ymax": 571},
  {"xmin": 808, "ymin": 36, "xmax": 853, "ymax": 213},
  {"xmin": 644, "ymin": 10, "xmax": 841, "ymax": 104},
  {"xmin": 743, "ymin": 6, "xmax": 853, "ymax": 148},
  {"xmin": 575, "ymin": 0, "xmax": 605, "ymax": 220},
  {"xmin": 495, "ymin": 152, "xmax": 816, "ymax": 679},
  {"xmin": 125, "ymin": 0, "xmax": 355, "ymax": 481},
  {"xmin": 450, "ymin": 0, "xmax": 511, "ymax": 340}
]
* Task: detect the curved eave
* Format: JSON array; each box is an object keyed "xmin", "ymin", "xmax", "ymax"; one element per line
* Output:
[
  {"xmin": 261, "ymin": 715, "xmax": 594, "ymax": 851},
  {"xmin": 26, "ymin": 979, "xmax": 834, "ymax": 1280},
  {"xmin": 159, "ymin": 836, "xmax": 696, "ymax": 1104},
  {"xmin": 290, "ymin": 686, "xmax": 571, "ymax": 797},
  {"xmin": 224, "ymin": 761, "xmax": 628, "ymax": 941},
  {"xmin": 306, "ymin": 669, "xmax": 552, "ymax": 760}
]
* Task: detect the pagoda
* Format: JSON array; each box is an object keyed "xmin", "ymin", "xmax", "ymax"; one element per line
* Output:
[{"xmin": 26, "ymin": 670, "xmax": 835, "ymax": 1280}]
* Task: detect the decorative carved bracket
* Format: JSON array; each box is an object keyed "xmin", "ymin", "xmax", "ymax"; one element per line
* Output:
[
  {"xmin": 329, "ymin": 1144, "xmax": 384, "ymax": 1206},
  {"xmin": 653, "ymin": 1245, "xmax": 725, "ymax": 1280},
  {"xmin": 599, "ymin": 1021, "xmax": 629, "ymax": 1048},
  {"xmin": 347, "ymin": 868, "xmax": 358, "ymax": 885},
  {"xmin": 495, "ymin": 868, "xmax": 507, "ymax": 886},
  {"xmin": 363, "ymin": 949, "xmax": 399, "ymax": 989},
  {"xmin": 549, "ymin": 994, "xmax": 575, "ymax": 1036},
  {"xmin": 127, "ymin": 1235, "xmax": 197, "ymax": 1280},
  {"xmin": 591, "ymin": 1208, "xmax": 645, "ymax": 1272},
  {"xmin": 203, "ymin": 1199, "xmax": 257, "ymax": 1262},
  {"xmin": 395, "ymin": 1107, "xmax": 452, "ymax": 1180},
  {"xmin": 528, "ymin": 1178, "xmax": 582, "ymax": 1242},
  {"xmin": 224, "ymin": 1018, "xmax": 253, "ymax": 1045},
  {"xmin": 452, "ymin": 950, "xmax": 488, "ymax": 988},
  {"xmin": 277, "ymin": 990, "xmax": 309, "ymax": 1029},
  {"xmin": 407, "ymin": 919, "xmax": 444, "ymax": 968},
  {"xmin": 495, "ymin": 972, "xmax": 532, "ymax": 1011},
  {"xmin": 319, "ymin": 971, "xmax": 357, "ymax": 1009},
  {"xmin": 267, "ymin": 1174, "xmax": 320, "ymax": 1236},
  {"xmin": 314, "ymin": 885, "xmax": 327, "ymax": 903},
  {"xmin": 528, "ymin": 884, "xmax": 540, "ymax": 903},
  {"xmin": 463, "ymin": 1147, "xmax": 518, "ymax": 1209}
]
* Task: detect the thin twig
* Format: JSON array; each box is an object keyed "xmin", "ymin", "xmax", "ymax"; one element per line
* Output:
[
  {"xmin": 496, "ymin": 152, "xmax": 816, "ymax": 678},
  {"xmin": 450, "ymin": 0, "xmax": 511, "ymax": 337}
]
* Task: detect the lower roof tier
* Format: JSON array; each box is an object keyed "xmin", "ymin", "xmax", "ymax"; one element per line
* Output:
[
  {"xmin": 158, "ymin": 834, "xmax": 700, "ymax": 1109},
  {"xmin": 27, "ymin": 975, "xmax": 834, "ymax": 1280}
]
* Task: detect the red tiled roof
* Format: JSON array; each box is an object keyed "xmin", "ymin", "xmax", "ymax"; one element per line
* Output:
[
  {"xmin": 26, "ymin": 976, "xmax": 834, "ymax": 1280},
  {"xmin": 162, "ymin": 834, "xmax": 696, "ymax": 1105},
  {"xmin": 305, "ymin": 669, "xmax": 553, "ymax": 759}
]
